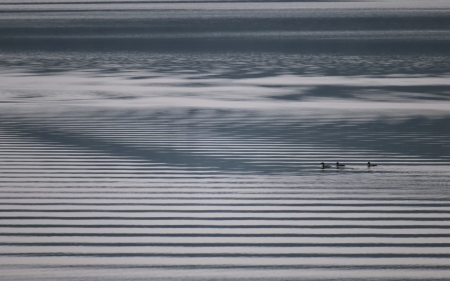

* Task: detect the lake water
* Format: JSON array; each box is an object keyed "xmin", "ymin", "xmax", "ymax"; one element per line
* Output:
[{"xmin": 1, "ymin": 1, "xmax": 450, "ymax": 280}]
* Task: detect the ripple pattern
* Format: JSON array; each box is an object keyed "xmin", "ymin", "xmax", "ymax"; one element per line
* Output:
[{"xmin": 0, "ymin": 109, "xmax": 450, "ymax": 280}]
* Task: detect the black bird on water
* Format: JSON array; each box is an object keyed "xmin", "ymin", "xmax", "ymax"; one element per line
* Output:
[
  {"xmin": 321, "ymin": 162, "xmax": 332, "ymax": 169},
  {"xmin": 336, "ymin": 162, "xmax": 345, "ymax": 168},
  {"xmin": 367, "ymin": 162, "xmax": 378, "ymax": 167}
]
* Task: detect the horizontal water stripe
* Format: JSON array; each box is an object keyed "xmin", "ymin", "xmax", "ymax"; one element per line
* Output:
[
  {"xmin": 0, "ymin": 167, "xmax": 441, "ymax": 176},
  {"xmin": 3, "ymin": 224, "xmax": 450, "ymax": 233},
  {"xmin": 3, "ymin": 237, "xmax": 450, "ymax": 246},
  {"xmin": 2, "ymin": 178, "xmax": 390, "ymax": 183},
  {"xmin": 0, "ymin": 201, "xmax": 446, "ymax": 207},
  {"xmin": 2, "ymin": 254, "xmax": 450, "ymax": 265},
  {"xmin": 1, "ymin": 202, "xmax": 449, "ymax": 207},
  {"xmin": 0, "ymin": 172, "xmax": 446, "ymax": 179},
  {"xmin": 2, "ymin": 223, "xmax": 450, "ymax": 228},
  {"xmin": 3, "ymin": 242, "xmax": 450, "ymax": 247},
  {"xmin": 1, "ymin": 216, "xmax": 449, "ymax": 220},
  {"xmin": 1, "ymin": 192, "xmax": 449, "ymax": 201},
  {"xmin": 3, "ymin": 196, "xmax": 450, "ymax": 202},
  {"xmin": 2, "ymin": 248, "xmax": 450, "ymax": 256},
  {"xmin": 1, "ymin": 184, "xmax": 447, "ymax": 192},
  {"xmin": 2, "ymin": 161, "xmax": 445, "ymax": 167},
  {"xmin": 2, "ymin": 206, "xmax": 449, "ymax": 211},
  {"xmin": 2, "ymin": 252, "xmax": 450, "ymax": 258},
  {"xmin": 3, "ymin": 227, "xmax": 450, "ymax": 235},
  {"xmin": 2, "ymin": 209, "xmax": 450, "ymax": 214},
  {"xmin": 2, "ymin": 188, "xmax": 449, "ymax": 197},
  {"xmin": 0, "ymin": 175, "xmax": 445, "ymax": 182},
  {"xmin": 1, "ymin": 269, "xmax": 450, "ymax": 281},
  {"xmin": 0, "ymin": 180, "xmax": 440, "ymax": 187},
  {"xmin": 0, "ymin": 267, "xmax": 449, "ymax": 280},
  {"xmin": 4, "ymin": 263, "xmax": 450, "ymax": 270}
]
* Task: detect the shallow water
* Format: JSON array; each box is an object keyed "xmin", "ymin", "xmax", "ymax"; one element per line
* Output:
[{"xmin": 1, "ymin": 1, "xmax": 450, "ymax": 280}]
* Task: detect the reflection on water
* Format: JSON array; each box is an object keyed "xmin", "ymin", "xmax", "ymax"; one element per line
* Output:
[{"xmin": 1, "ymin": 0, "xmax": 450, "ymax": 280}]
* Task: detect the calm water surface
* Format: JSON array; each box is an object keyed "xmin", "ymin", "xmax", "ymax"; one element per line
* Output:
[{"xmin": 1, "ymin": 1, "xmax": 450, "ymax": 280}]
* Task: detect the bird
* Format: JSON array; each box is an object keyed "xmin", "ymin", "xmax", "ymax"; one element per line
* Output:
[
  {"xmin": 367, "ymin": 162, "xmax": 378, "ymax": 167},
  {"xmin": 336, "ymin": 162, "xmax": 345, "ymax": 168},
  {"xmin": 321, "ymin": 162, "xmax": 332, "ymax": 169}
]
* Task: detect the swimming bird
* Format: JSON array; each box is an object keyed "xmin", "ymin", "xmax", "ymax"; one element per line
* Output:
[
  {"xmin": 336, "ymin": 162, "xmax": 345, "ymax": 168},
  {"xmin": 321, "ymin": 162, "xmax": 332, "ymax": 169},
  {"xmin": 367, "ymin": 162, "xmax": 378, "ymax": 167}
]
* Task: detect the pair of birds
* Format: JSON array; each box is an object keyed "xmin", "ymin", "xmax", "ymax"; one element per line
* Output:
[{"xmin": 321, "ymin": 162, "xmax": 377, "ymax": 169}]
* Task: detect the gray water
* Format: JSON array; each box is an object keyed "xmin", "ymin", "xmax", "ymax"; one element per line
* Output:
[{"xmin": 1, "ymin": 1, "xmax": 450, "ymax": 280}]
